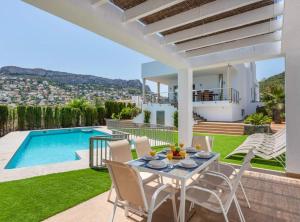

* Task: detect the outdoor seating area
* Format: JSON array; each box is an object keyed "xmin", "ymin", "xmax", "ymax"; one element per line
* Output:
[{"xmin": 104, "ymin": 136, "xmax": 257, "ymax": 222}]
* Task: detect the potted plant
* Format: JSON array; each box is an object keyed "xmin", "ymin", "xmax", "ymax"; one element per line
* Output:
[{"xmin": 244, "ymin": 113, "xmax": 272, "ymax": 135}]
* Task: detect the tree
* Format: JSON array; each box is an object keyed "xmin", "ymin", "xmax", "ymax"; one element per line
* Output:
[
  {"xmin": 60, "ymin": 107, "xmax": 74, "ymax": 128},
  {"xmin": 0, "ymin": 105, "xmax": 9, "ymax": 136},
  {"xmin": 44, "ymin": 107, "xmax": 54, "ymax": 129},
  {"xmin": 34, "ymin": 106, "xmax": 42, "ymax": 129},
  {"xmin": 25, "ymin": 106, "xmax": 35, "ymax": 129},
  {"xmin": 17, "ymin": 105, "xmax": 26, "ymax": 130},
  {"xmin": 96, "ymin": 106, "xmax": 106, "ymax": 125},
  {"xmin": 144, "ymin": 110, "xmax": 151, "ymax": 124},
  {"xmin": 261, "ymin": 85, "xmax": 285, "ymax": 124},
  {"xmin": 67, "ymin": 98, "xmax": 89, "ymax": 112},
  {"xmin": 54, "ymin": 106, "xmax": 61, "ymax": 128}
]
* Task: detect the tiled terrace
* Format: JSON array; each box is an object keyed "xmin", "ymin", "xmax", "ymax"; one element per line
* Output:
[{"xmin": 44, "ymin": 170, "xmax": 300, "ymax": 222}]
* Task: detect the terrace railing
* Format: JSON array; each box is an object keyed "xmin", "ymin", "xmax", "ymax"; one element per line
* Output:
[
  {"xmin": 106, "ymin": 119, "xmax": 178, "ymax": 147},
  {"xmin": 89, "ymin": 132, "xmax": 129, "ymax": 169},
  {"xmin": 143, "ymin": 88, "xmax": 240, "ymax": 105}
]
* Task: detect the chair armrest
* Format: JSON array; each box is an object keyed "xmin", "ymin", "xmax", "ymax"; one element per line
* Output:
[
  {"xmin": 203, "ymin": 171, "xmax": 233, "ymax": 190},
  {"xmin": 186, "ymin": 185, "xmax": 224, "ymax": 207},
  {"xmin": 149, "ymin": 184, "xmax": 175, "ymax": 210}
]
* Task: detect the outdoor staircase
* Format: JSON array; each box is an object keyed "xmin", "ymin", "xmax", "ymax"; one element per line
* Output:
[
  {"xmin": 193, "ymin": 112, "xmax": 207, "ymax": 122},
  {"xmin": 193, "ymin": 121, "xmax": 245, "ymax": 135}
]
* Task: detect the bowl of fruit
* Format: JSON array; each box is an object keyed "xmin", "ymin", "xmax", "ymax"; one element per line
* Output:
[{"xmin": 170, "ymin": 144, "xmax": 186, "ymax": 159}]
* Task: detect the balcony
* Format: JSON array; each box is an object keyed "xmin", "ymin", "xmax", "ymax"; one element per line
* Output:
[{"xmin": 143, "ymin": 88, "xmax": 240, "ymax": 106}]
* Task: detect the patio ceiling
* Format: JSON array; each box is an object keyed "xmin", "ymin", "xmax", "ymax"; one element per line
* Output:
[{"xmin": 24, "ymin": 0, "xmax": 284, "ymax": 70}]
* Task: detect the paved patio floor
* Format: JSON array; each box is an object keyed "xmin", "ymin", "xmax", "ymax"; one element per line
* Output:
[{"xmin": 44, "ymin": 170, "xmax": 300, "ymax": 222}]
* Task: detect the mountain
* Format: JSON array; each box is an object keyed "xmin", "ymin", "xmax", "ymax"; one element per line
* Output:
[
  {"xmin": 259, "ymin": 72, "xmax": 285, "ymax": 94},
  {"xmin": 0, "ymin": 66, "xmax": 151, "ymax": 92}
]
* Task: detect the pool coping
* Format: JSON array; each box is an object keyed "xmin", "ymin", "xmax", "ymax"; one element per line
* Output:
[{"xmin": 0, "ymin": 126, "xmax": 112, "ymax": 182}]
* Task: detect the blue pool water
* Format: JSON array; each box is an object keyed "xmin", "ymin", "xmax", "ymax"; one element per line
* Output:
[{"xmin": 5, "ymin": 128, "xmax": 108, "ymax": 169}]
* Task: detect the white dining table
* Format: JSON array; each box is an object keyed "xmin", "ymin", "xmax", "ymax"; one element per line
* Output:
[{"xmin": 128, "ymin": 151, "xmax": 220, "ymax": 222}]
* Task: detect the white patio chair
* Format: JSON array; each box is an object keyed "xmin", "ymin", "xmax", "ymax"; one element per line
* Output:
[
  {"xmin": 133, "ymin": 136, "xmax": 153, "ymax": 158},
  {"xmin": 196, "ymin": 162, "xmax": 253, "ymax": 209},
  {"xmin": 105, "ymin": 160, "xmax": 178, "ymax": 222},
  {"xmin": 107, "ymin": 140, "xmax": 160, "ymax": 201},
  {"xmin": 192, "ymin": 135, "xmax": 214, "ymax": 152},
  {"xmin": 133, "ymin": 136, "xmax": 164, "ymax": 184},
  {"xmin": 184, "ymin": 150, "xmax": 255, "ymax": 222}
]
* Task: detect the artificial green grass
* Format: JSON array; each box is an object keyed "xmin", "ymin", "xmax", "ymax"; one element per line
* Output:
[{"xmin": 0, "ymin": 169, "xmax": 111, "ymax": 222}]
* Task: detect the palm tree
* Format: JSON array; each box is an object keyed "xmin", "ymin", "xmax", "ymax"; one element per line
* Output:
[
  {"xmin": 67, "ymin": 98, "xmax": 90, "ymax": 112},
  {"xmin": 261, "ymin": 85, "xmax": 285, "ymax": 124}
]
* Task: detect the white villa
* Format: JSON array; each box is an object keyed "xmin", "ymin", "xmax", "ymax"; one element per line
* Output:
[
  {"xmin": 13, "ymin": 1, "xmax": 300, "ymax": 221},
  {"xmin": 23, "ymin": 0, "xmax": 300, "ymax": 178},
  {"xmin": 135, "ymin": 61, "xmax": 259, "ymax": 125}
]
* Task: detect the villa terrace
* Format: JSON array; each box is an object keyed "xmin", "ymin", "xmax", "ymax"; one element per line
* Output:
[{"xmin": 1, "ymin": 0, "xmax": 300, "ymax": 222}]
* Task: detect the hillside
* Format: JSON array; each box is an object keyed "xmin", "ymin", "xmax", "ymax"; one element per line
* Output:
[
  {"xmin": 259, "ymin": 72, "xmax": 285, "ymax": 94},
  {"xmin": 0, "ymin": 66, "xmax": 151, "ymax": 92}
]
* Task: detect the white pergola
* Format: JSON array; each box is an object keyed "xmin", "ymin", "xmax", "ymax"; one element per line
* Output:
[{"xmin": 23, "ymin": 0, "xmax": 300, "ymax": 176}]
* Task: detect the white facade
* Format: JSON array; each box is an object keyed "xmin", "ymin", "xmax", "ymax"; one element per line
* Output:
[
  {"xmin": 138, "ymin": 61, "xmax": 259, "ymax": 125},
  {"xmin": 24, "ymin": 0, "xmax": 300, "ymax": 175}
]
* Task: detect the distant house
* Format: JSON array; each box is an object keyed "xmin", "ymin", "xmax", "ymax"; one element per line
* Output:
[{"xmin": 134, "ymin": 61, "xmax": 260, "ymax": 126}]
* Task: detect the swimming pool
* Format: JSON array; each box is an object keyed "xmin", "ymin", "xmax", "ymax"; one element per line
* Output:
[{"xmin": 5, "ymin": 128, "xmax": 108, "ymax": 169}]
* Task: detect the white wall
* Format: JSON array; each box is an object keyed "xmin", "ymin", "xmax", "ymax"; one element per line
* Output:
[
  {"xmin": 193, "ymin": 102, "xmax": 242, "ymax": 122},
  {"xmin": 132, "ymin": 103, "xmax": 177, "ymax": 126}
]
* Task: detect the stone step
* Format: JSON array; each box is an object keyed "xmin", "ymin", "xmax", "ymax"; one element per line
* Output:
[
  {"xmin": 193, "ymin": 129, "xmax": 245, "ymax": 135},
  {"xmin": 193, "ymin": 121, "xmax": 245, "ymax": 135}
]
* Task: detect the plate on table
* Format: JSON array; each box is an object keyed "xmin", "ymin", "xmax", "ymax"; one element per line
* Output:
[
  {"xmin": 179, "ymin": 159, "xmax": 197, "ymax": 168},
  {"xmin": 185, "ymin": 147, "xmax": 198, "ymax": 153},
  {"xmin": 194, "ymin": 151, "xmax": 213, "ymax": 159},
  {"xmin": 146, "ymin": 160, "xmax": 167, "ymax": 169},
  {"xmin": 142, "ymin": 155, "xmax": 159, "ymax": 161}
]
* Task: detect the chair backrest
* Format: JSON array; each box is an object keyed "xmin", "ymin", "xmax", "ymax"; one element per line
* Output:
[
  {"xmin": 192, "ymin": 135, "xmax": 213, "ymax": 152},
  {"xmin": 225, "ymin": 150, "xmax": 255, "ymax": 209},
  {"xmin": 134, "ymin": 136, "xmax": 152, "ymax": 158},
  {"xmin": 273, "ymin": 128, "xmax": 286, "ymax": 138},
  {"xmin": 105, "ymin": 160, "xmax": 148, "ymax": 211},
  {"xmin": 108, "ymin": 139, "xmax": 132, "ymax": 163}
]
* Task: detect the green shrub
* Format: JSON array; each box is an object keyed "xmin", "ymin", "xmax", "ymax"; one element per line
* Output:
[
  {"xmin": 0, "ymin": 105, "xmax": 9, "ymax": 135},
  {"xmin": 244, "ymin": 113, "xmax": 272, "ymax": 125},
  {"xmin": 25, "ymin": 106, "xmax": 35, "ymax": 129},
  {"xmin": 173, "ymin": 111, "xmax": 178, "ymax": 128},
  {"xmin": 60, "ymin": 107, "xmax": 73, "ymax": 128},
  {"xmin": 96, "ymin": 106, "xmax": 105, "ymax": 125},
  {"xmin": 17, "ymin": 105, "xmax": 26, "ymax": 130},
  {"xmin": 144, "ymin": 110, "xmax": 151, "ymax": 124},
  {"xmin": 119, "ymin": 107, "xmax": 133, "ymax": 120},
  {"xmin": 83, "ymin": 106, "xmax": 97, "ymax": 126},
  {"xmin": 44, "ymin": 107, "xmax": 54, "ymax": 129},
  {"xmin": 54, "ymin": 106, "xmax": 61, "ymax": 128},
  {"xmin": 105, "ymin": 101, "xmax": 127, "ymax": 119},
  {"xmin": 34, "ymin": 106, "xmax": 42, "ymax": 129}
]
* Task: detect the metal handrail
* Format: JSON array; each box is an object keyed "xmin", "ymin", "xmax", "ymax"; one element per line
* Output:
[
  {"xmin": 106, "ymin": 119, "xmax": 178, "ymax": 147},
  {"xmin": 143, "ymin": 87, "xmax": 240, "ymax": 104},
  {"xmin": 89, "ymin": 133, "xmax": 129, "ymax": 169}
]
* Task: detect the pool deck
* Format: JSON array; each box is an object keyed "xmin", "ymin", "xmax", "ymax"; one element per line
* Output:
[
  {"xmin": 0, "ymin": 127, "xmax": 112, "ymax": 182},
  {"xmin": 43, "ymin": 171, "xmax": 300, "ymax": 222}
]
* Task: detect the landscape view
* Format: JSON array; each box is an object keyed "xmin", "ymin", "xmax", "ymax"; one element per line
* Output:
[{"xmin": 0, "ymin": 1, "xmax": 297, "ymax": 222}]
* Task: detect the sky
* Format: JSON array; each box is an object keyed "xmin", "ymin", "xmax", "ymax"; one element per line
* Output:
[{"xmin": 0, "ymin": 0, "xmax": 285, "ymax": 91}]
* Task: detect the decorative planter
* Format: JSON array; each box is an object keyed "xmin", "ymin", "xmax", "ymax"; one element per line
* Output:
[{"xmin": 244, "ymin": 124, "xmax": 271, "ymax": 135}]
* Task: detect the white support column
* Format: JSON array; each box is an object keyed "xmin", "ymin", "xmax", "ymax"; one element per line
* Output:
[
  {"xmin": 178, "ymin": 69, "xmax": 193, "ymax": 146},
  {"xmin": 226, "ymin": 65, "xmax": 232, "ymax": 100},
  {"xmin": 142, "ymin": 78, "xmax": 146, "ymax": 104},
  {"xmin": 157, "ymin": 82, "xmax": 160, "ymax": 103},
  {"xmin": 282, "ymin": 0, "xmax": 300, "ymax": 175}
]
